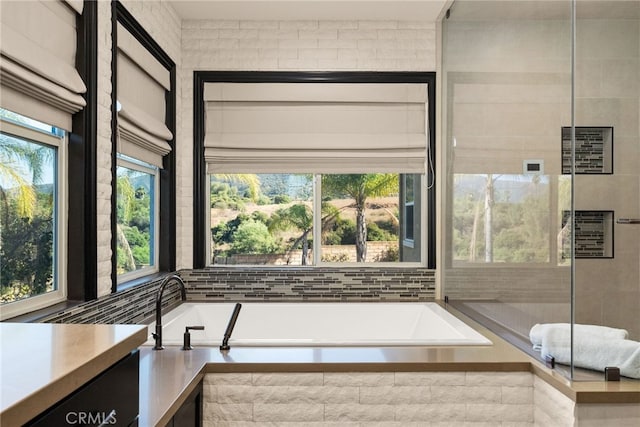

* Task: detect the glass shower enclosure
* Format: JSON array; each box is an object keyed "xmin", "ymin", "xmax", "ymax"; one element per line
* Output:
[{"xmin": 441, "ymin": 0, "xmax": 639, "ymax": 380}]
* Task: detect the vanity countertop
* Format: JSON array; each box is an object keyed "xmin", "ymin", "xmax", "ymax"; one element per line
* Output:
[{"xmin": 0, "ymin": 322, "xmax": 147, "ymax": 426}]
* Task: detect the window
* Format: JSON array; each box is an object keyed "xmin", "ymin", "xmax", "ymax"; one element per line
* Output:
[
  {"xmin": 112, "ymin": 2, "xmax": 176, "ymax": 288},
  {"xmin": 116, "ymin": 156, "xmax": 159, "ymax": 281},
  {"xmin": 208, "ymin": 173, "xmax": 423, "ymax": 266},
  {"xmin": 451, "ymin": 173, "xmax": 556, "ymax": 264},
  {"xmin": 194, "ymin": 72, "xmax": 436, "ymax": 269},
  {"xmin": 0, "ymin": 109, "xmax": 66, "ymax": 318}
]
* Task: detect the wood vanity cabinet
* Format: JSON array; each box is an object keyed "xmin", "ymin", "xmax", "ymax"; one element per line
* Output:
[{"xmin": 26, "ymin": 350, "xmax": 140, "ymax": 427}]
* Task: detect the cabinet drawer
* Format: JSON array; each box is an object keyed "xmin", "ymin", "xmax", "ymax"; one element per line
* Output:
[{"xmin": 27, "ymin": 350, "xmax": 139, "ymax": 427}]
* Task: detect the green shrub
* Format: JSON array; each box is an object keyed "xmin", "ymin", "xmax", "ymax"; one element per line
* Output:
[{"xmin": 273, "ymin": 194, "xmax": 291, "ymax": 204}]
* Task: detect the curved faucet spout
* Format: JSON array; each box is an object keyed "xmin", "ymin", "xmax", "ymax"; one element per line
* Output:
[{"xmin": 153, "ymin": 274, "xmax": 186, "ymax": 350}]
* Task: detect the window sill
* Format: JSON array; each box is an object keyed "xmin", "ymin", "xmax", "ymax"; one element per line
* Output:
[
  {"xmin": 3, "ymin": 300, "xmax": 84, "ymax": 323},
  {"xmin": 116, "ymin": 271, "xmax": 172, "ymax": 293}
]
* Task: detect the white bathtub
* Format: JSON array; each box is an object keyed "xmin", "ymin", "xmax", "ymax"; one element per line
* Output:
[{"xmin": 145, "ymin": 303, "xmax": 491, "ymax": 347}]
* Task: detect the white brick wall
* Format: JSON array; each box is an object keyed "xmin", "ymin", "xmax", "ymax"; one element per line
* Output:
[
  {"xmin": 95, "ymin": 0, "xmax": 181, "ymax": 295},
  {"xmin": 96, "ymin": 0, "xmax": 114, "ymax": 297},
  {"xmin": 533, "ymin": 375, "xmax": 640, "ymax": 426},
  {"xmin": 202, "ymin": 371, "xmax": 534, "ymax": 425},
  {"xmin": 178, "ymin": 20, "xmax": 436, "ymax": 268},
  {"xmin": 533, "ymin": 376, "xmax": 575, "ymax": 426}
]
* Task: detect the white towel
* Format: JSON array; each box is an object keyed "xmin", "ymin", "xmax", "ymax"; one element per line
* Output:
[
  {"xmin": 529, "ymin": 323, "xmax": 628, "ymax": 350},
  {"xmin": 540, "ymin": 328, "xmax": 640, "ymax": 379}
]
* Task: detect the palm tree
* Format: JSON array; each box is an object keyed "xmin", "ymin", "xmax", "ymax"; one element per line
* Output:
[
  {"xmin": 0, "ymin": 134, "xmax": 50, "ymax": 219},
  {"xmin": 322, "ymin": 174, "xmax": 399, "ymax": 262},
  {"xmin": 1, "ymin": 131, "xmax": 54, "ymax": 301},
  {"xmin": 269, "ymin": 203, "xmax": 313, "ymax": 265},
  {"xmin": 212, "ymin": 174, "xmax": 261, "ymax": 201}
]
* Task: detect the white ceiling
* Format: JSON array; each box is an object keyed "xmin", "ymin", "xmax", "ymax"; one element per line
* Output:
[
  {"xmin": 168, "ymin": 0, "xmax": 450, "ymax": 22},
  {"xmin": 169, "ymin": 0, "xmax": 639, "ymax": 23},
  {"xmin": 447, "ymin": 1, "xmax": 640, "ymax": 21}
]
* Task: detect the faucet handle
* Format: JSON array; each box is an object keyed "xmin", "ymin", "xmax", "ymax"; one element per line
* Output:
[{"xmin": 182, "ymin": 325, "xmax": 205, "ymax": 350}]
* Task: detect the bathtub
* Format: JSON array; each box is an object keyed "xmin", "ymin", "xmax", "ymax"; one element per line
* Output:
[{"xmin": 145, "ymin": 303, "xmax": 491, "ymax": 347}]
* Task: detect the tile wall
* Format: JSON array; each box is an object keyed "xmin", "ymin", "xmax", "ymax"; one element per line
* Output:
[
  {"xmin": 39, "ymin": 276, "xmax": 183, "ymax": 324},
  {"xmin": 181, "ymin": 267, "xmax": 436, "ymax": 302},
  {"xmin": 39, "ymin": 267, "xmax": 435, "ymax": 324},
  {"xmin": 533, "ymin": 376, "xmax": 640, "ymax": 427},
  {"xmin": 203, "ymin": 371, "xmax": 534, "ymax": 425}
]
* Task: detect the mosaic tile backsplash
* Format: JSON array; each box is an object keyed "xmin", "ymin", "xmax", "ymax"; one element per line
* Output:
[
  {"xmin": 181, "ymin": 267, "xmax": 435, "ymax": 302},
  {"xmin": 39, "ymin": 276, "xmax": 184, "ymax": 324},
  {"xmin": 37, "ymin": 268, "xmax": 435, "ymax": 324}
]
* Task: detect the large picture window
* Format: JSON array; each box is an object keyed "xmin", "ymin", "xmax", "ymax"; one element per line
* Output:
[
  {"xmin": 0, "ymin": 109, "xmax": 66, "ymax": 318},
  {"xmin": 209, "ymin": 173, "xmax": 423, "ymax": 266},
  {"xmin": 194, "ymin": 72, "xmax": 436, "ymax": 269}
]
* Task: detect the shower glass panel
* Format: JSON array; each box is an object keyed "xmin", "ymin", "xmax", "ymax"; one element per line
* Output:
[
  {"xmin": 572, "ymin": 0, "xmax": 640, "ymax": 380},
  {"xmin": 441, "ymin": 1, "xmax": 575, "ymax": 375}
]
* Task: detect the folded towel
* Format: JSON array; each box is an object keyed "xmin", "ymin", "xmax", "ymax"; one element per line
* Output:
[
  {"xmin": 529, "ymin": 323, "xmax": 628, "ymax": 350},
  {"xmin": 540, "ymin": 328, "xmax": 640, "ymax": 379}
]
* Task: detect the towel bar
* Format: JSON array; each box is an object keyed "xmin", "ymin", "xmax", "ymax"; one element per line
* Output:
[{"xmin": 616, "ymin": 218, "xmax": 640, "ymax": 224}]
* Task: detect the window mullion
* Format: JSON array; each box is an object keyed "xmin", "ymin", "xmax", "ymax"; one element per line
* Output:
[{"xmin": 313, "ymin": 174, "xmax": 321, "ymax": 266}]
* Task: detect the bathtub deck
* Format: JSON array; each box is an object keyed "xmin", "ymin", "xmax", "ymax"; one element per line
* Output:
[{"xmin": 138, "ymin": 304, "xmax": 640, "ymax": 426}]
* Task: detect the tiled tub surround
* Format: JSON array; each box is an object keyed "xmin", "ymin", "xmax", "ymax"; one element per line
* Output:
[
  {"xmin": 141, "ymin": 343, "xmax": 640, "ymax": 426},
  {"xmin": 203, "ymin": 371, "xmax": 535, "ymax": 425},
  {"xmin": 181, "ymin": 267, "xmax": 436, "ymax": 302},
  {"xmin": 37, "ymin": 276, "xmax": 184, "ymax": 324},
  {"xmin": 534, "ymin": 376, "xmax": 640, "ymax": 427},
  {"xmin": 35, "ymin": 267, "xmax": 434, "ymax": 324}
]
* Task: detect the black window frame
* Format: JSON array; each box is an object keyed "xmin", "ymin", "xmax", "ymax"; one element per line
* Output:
[
  {"xmin": 192, "ymin": 71, "xmax": 436, "ymax": 269},
  {"xmin": 111, "ymin": 1, "xmax": 176, "ymax": 292},
  {"xmin": 66, "ymin": 0, "xmax": 98, "ymax": 301}
]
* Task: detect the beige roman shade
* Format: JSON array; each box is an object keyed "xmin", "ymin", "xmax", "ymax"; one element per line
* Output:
[
  {"xmin": 116, "ymin": 23, "xmax": 172, "ymax": 168},
  {"xmin": 0, "ymin": 0, "xmax": 86, "ymax": 130},
  {"xmin": 204, "ymin": 83, "xmax": 428, "ymax": 174}
]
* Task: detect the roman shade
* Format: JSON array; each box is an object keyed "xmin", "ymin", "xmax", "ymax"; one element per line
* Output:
[
  {"xmin": 116, "ymin": 22, "xmax": 172, "ymax": 168},
  {"xmin": 203, "ymin": 82, "xmax": 428, "ymax": 174},
  {"xmin": 0, "ymin": 0, "xmax": 86, "ymax": 130}
]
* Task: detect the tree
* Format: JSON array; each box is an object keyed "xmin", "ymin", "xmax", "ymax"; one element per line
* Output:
[
  {"xmin": 269, "ymin": 204, "xmax": 313, "ymax": 265},
  {"xmin": 229, "ymin": 220, "xmax": 280, "ymax": 255},
  {"xmin": 116, "ymin": 171, "xmax": 152, "ymax": 273},
  {"xmin": 322, "ymin": 174, "xmax": 399, "ymax": 262},
  {"xmin": 484, "ymin": 174, "xmax": 495, "ymax": 262},
  {"xmin": 0, "ymin": 134, "xmax": 51, "ymax": 219},
  {"xmin": 1, "ymin": 131, "xmax": 55, "ymax": 302},
  {"xmin": 212, "ymin": 174, "xmax": 261, "ymax": 201}
]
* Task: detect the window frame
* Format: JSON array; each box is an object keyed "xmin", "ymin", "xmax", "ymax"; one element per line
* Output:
[
  {"xmin": 403, "ymin": 174, "xmax": 416, "ymax": 247},
  {"xmin": 0, "ymin": 117, "xmax": 68, "ymax": 319},
  {"xmin": 111, "ymin": 2, "xmax": 176, "ymax": 291},
  {"xmin": 194, "ymin": 72, "xmax": 436, "ymax": 269}
]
